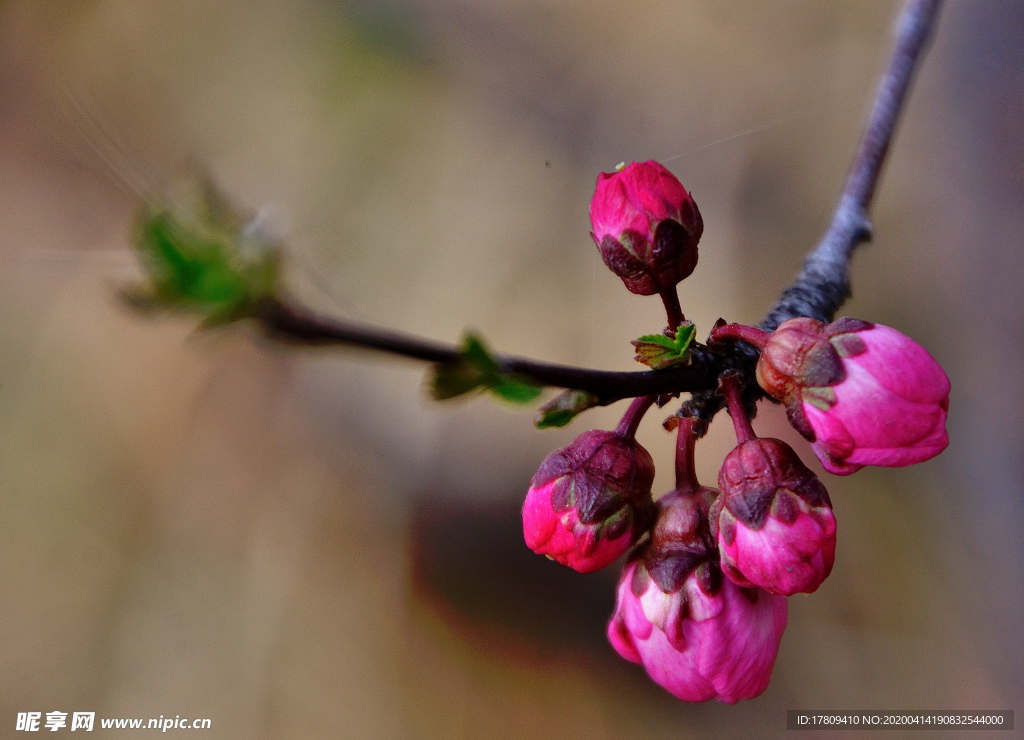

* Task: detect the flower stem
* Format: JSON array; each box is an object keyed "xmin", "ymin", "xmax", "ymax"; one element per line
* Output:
[
  {"xmin": 719, "ymin": 372, "xmax": 756, "ymax": 444},
  {"xmin": 710, "ymin": 323, "xmax": 770, "ymax": 350},
  {"xmin": 674, "ymin": 415, "xmax": 701, "ymax": 493},
  {"xmin": 615, "ymin": 395, "xmax": 656, "ymax": 439},
  {"xmin": 659, "ymin": 288, "xmax": 685, "ymax": 334}
]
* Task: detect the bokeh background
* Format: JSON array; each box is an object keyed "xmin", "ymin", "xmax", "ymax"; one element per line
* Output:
[{"xmin": 0, "ymin": 1, "xmax": 1021, "ymax": 737}]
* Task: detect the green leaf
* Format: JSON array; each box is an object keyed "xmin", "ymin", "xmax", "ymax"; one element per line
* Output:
[
  {"xmin": 632, "ymin": 322, "xmax": 696, "ymax": 370},
  {"xmin": 490, "ymin": 375, "xmax": 544, "ymax": 404},
  {"xmin": 428, "ymin": 332, "xmax": 542, "ymax": 404},
  {"xmin": 461, "ymin": 334, "xmax": 501, "ymax": 374},
  {"xmin": 534, "ymin": 389, "xmax": 602, "ymax": 429},
  {"xmin": 430, "ymin": 359, "xmax": 487, "ymax": 400},
  {"xmin": 127, "ymin": 176, "xmax": 281, "ymax": 324}
]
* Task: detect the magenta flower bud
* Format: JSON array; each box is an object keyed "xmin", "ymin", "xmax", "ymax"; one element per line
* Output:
[
  {"xmin": 607, "ymin": 490, "xmax": 787, "ymax": 703},
  {"xmin": 714, "ymin": 438, "xmax": 836, "ymax": 596},
  {"xmin": 589, "ymin": 160, "xmax": 703, "ymax": 296},
  {"xmin": 523, "ymin": 429, "xmax": 656, "ymax": 573},
  {"xmin": 754, "ymin": 317, "xmax": 950, "ymax": 475}
]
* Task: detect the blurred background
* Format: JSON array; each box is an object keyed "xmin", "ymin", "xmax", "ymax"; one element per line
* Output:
[{"xmin": 0, "ymin": 0, "xmax": 1020, "ymax": 737}]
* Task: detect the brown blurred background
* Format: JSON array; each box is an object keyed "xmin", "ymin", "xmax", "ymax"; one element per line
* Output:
[{"xmin": 0, "ymin": 1, "xmax": 1020, "ymax": 738}]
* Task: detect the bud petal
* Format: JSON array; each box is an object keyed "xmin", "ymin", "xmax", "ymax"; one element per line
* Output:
[
  {"xmin": 607, "ymin": 561, "xmax": 787, "ymax": 703},
  {"xmin": 522, "ymin": 430, "xmax": 655, "ymax": 573},
  {"xmin": 589, "ymin": 161, "xmax": 702, "ymax": 296}
]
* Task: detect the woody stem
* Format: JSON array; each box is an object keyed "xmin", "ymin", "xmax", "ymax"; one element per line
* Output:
[
  {"xmin": 760, "ymin": 0, "xmax": 943, "ymax": 330},
  {"xmin": 253, "ymin": 297, "xmax": 719, "ymax": 402}
]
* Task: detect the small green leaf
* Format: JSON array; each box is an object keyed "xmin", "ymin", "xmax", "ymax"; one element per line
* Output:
[
  {"xmin": 632, "ymin": 322, "xmax": 696, "ymax": 370},
  {"xmin": 461, "ymin": 334, "xmax": 501, "ymax": 375},
  {"xmin": 535, "ymin": 389, "xmax": 602, "ymax": 429},
  {"xmin": 429, "ymin": 359, "xmax": 487, "ymax": 400},
  {"xmin": 127, "ymin": 176, "xmax": 281, "ymax": 324},
  {"xmin": 428, "ymin": 332, "xmax": 542, "ymax": 404},
  {"xmin": 490, "ymin": 375, "xmax": 543, "ymax": 404}
]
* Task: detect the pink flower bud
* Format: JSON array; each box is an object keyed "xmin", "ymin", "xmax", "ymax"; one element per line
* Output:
[
  {"xmin": 589, "ymin": 160, "xmax": 703, "ymax": 296},
  {"xmin": 523, "ymin": 430, "xmax": 655, "ymax": 573},
  {"xmin": 607, "ymin": 488, "xmax": 787, "ymax": 703},
  {"xmin": 714, "ymin": 438, "xmax": 836, "ymax": 595},
  {"xmin": 607, "ymin": 551, "xmax": 787, "ymax": 703},
  {"xmin": 756, "ymin": 318, "xmax": 950, "ymax": 475}
]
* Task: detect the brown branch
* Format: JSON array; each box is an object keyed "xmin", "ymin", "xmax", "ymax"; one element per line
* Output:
[
  {"xmin": 253, "ymin": 297, "xmax": 719, "ymax": 402},
  {"xmin": 760, "ymin": 0, "xmax": 944, "ymax": 330}
]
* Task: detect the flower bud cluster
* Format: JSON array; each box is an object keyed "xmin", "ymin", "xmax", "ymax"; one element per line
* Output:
[{"xmin": 517, "ymin": 161, "xmax": 950, "ymax": 705}]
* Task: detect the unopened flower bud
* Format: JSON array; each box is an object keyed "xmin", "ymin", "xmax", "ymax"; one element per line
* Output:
[
  {"xmin": 606, "ymin": 418, "xmax": 788, "ymax": 703},
  {"xmin": 755, "ymin": 317, "xmax": 950, "ymax": 475},
  {"xmin": 523, "ymin": 430, "xmax": 656, "ymax": 573},
  {"xmin": 715, "ymin": 437, "xmax": 835, "ymax": 596},
  {"xmin": 589, "ymin": 160, "xmax": 703, "ymax": 296},
  {"xmin": 608, "ymin": 489, "xmax": 787, "ymax": 703}
]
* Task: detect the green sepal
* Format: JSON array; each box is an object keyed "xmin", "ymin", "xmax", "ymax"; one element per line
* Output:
[
  {"xmin": 429, "ymin": 333, "xmax": 542, "ymax": 404},
  {"xmin": 534, "ymin": 389, "xmax": 602, "ymax": 429},
  {"xmin": 802, "ymin": 386, "xmax": 838, "ymax": 411},
  {"xmin": 126, "ymin": 177, "xmax": 281, "ymax": 325},
  {"xmin": 632, "ymin": 322, "xmax": 696, "ymax": 370}
]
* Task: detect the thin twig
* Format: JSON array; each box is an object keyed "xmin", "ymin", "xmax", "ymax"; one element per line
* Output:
[
  {"xmin": 253, "ymin": 298, "xmax": 719, "ymax": 402},
  {"xmin": 761, "ymin": 0, "xmax": 943, "ymax": 330}
]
